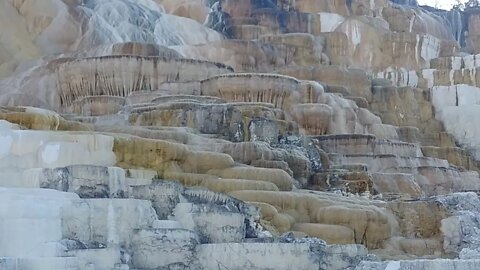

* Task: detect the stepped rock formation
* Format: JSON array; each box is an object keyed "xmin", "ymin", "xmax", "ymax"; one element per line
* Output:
[{"xmin": 1, "ymin": 0, "xmax": 480, "ymax": 269}]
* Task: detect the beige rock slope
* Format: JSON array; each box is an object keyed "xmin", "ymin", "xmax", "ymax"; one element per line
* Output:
[{"xmin": 1, "ymin": 0, "xmax": 480, "ymax": 269}]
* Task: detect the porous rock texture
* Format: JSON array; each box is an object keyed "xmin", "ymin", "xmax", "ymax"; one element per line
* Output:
[{"xmin": 1, "ymin": 0, "xmax": 480, "ymax": 269}]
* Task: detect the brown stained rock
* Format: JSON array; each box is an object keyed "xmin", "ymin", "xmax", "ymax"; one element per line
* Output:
[
  {"xmin": 310, "ymin": 171, "xmax": 373, "ymax": 195},
  {"xmin": 174, "ymin": 40, "xmax": 295, "ymax": 72},
  {"xmin": 208, "ymin": 167, "xmax": 294, "ymax": 191},
  {"xmin": 67, "ymin": 96, "xmax": 126, "ymax": 116},
  {"xmin": 369, "ymin": 84, "xmax": 458, "ymax": 146},
  {"xmin": 200, "ymin": 178, "xmax": 279, "ymax": 193},
  {"xmin": 113, "ymin": 136, "xmax": 190, "ymax": 171},
  {"xmin": 211, "ymin": 141, "xmax": 310, "ymax": 182},
  {"xmin": 200, "ymin": 73, "xmax": 375, "ymax": 136},
  {"xmin": 258, "ymin": 33, "xmax": 324, "ymax": 66},
  {"xmin": 158, "ymin": 0, "xmax": 210, "ymax": 23},
  {"xmin": 371, "ymin": 173, "xmax": 424, "ymax": 199},
  {"xmin": 128, "ymin": 102, "xmax": 244, "ymax": 141},
  {"xmin": 150, "ymin": 95, "xmax": 226, "ymax": 105},
  {"xmin": 200, "ymin": 73, "xmax": 303, "ymax": 109},
  {"xmin": 422, "ymin": 146, "xmax": 480, "ymax": 171},
  {"xmin": 230, "ymin": 190, "xmax": 394, "ymax": 249},
  {"xmin": 222, "ymin": 0, "xmax": 387, "ymax": 19},
  {"xmin": 2, "ymin": 0, "xmax": 480, "ymax": 264},
  {"xmin": 424, "ymin": 67, "xmax": 480, "ymax": 88},
  {"xmin": 415, "ymin": 166, "xmax": 480, "ymax": 196},
  {"xmin": 379, "ymin": 33, "xmax": 440, "ymax": 71},
  {"xmin": 272, "ymin": 0, "xmax": 388, "ymax": 17},
  {"xmin": 396, "ymin": 126, "xmax": 422, "ymax": 144},
  {"xmin": 370, "ymin": 86, "xmax": 438, "ymax": 138},
  {"xmin": 95, "ymin": 125, "xmax": 228, "ymax": 146},
  {"xmin": 321, "ymin": 32, "xmax": 351, "ymax": 66},
  {"xmin": 382, "ymin": 6, "xmax": 456, "ymax": 41},
  {"xmin": 275, "ymin": 66, "xmax": 372, "ymax": 100},
  {"xmin": 375, "ymin": 237, "xmax": 444, "ymax": 259},
  {"xmin": 250, "ymin": 9, "xmax": 322, "ymax": 35},
  {"xmin": 0, "ymin": 55, "xmax": 234, "ymax": 110},
  {"xmin": 0, "ymin": 0, "xmax": 221, "ymax": 63},
  {"xmin": 229, "ymin": 102, "xmax": 281, "ymax": 121},
  {"xmin": 230, "ymin": 25, "xmax": 279, "ymax": 40},
  {"xmin": 182, "ymin": 151, "xmax": 236, "ymax": 173},
  {"xmin": 56, "ymin": 56, "xmax": 234, "ymax": 108},
  {"xmin": 387, "ymin": 200, "xmax": 447, "ymax": 239},
  {"xmin": 251, "ymin": 159, "xmax": 294, "ymax": 176},
  {"xmin": 163, "ymin": 171, "xmax": 217, "ymax": 187},
  {"xmin": 69, "ymin": 42, "xmax": 184, "ymax": 58},
  {"xmin": 313, "ymin": 134, "xmax": 377, "ymax": 155},
  {"xmin": 466, "ymin": 9, "xmax": 480, "ymax": 54},
  {"xmin": 112, "ymin": 135, "xmax": 295, "ymax": 191},
  {"xmin": 291, "ymin": 103, "xmax": 332, "ymax": 136},
  {"xmin": 164, "ymin": 170, "xmax": 280, "ymax": 192},
  {"xmin": 248, "ymin": 201, "xmax": 279, "ymax": 222}
]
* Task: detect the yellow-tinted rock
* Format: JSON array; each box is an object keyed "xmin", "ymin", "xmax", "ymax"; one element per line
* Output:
[
  {"xmin": 158, "ymin": 0, "xmax": 210, "ymax": 23},
  {"xmin": 257, "ymin": 33, "xmax": 324, "ymax": 66},
  {"xmin": 271, "ymin": 212, "xmax": 296, "ymax": 233},
  {"xmin": 466, "ymin": 9, "xmax": 480, "ymax": 54},
  {"xmin": 209, "ymin": 167, "xmax": 294, "ymax": 191},
  {"xmin": 248, "ymin": 202, "xmax": 279, "ymax": 221},
  {"xmin": 56, "ymin": 56, "xmax": 233, "ymax": 108},
  {"xmin": 291, "ymin": 104, "xmax": 332, "ymax": 135},
  {"xmin": 173, "ymin": 40, "xmax": 294, "ymax": 72},
  {"xmin": 0, "ymin": 106, "xmax": 90, "ymax": 131},
  {"xmin": 200, "ymin": 73, "xmax": 301, "ymax": 109},
  {"xmin": 113, "ymin": 136, "xmax": 189, "ymax": 171},
  {"xmin": 182, "ymin": 151, "xmax": 235, "ymax": 173},
  {"xmin": 201, "ymin": 178, "xmax": 279, "ymax": 193},
  {"xmin": 229, "ymin": 190, "xmax": 393, "ymax": 249},
  {"xmin": 276, "ymin": 66, "xmax": 372, "ymax": 100},
  {"xmin": 68, "ymin": 96, "xmax": 126, "ymax": 116}
]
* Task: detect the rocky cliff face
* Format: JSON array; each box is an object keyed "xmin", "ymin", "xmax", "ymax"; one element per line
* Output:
[{"xmin": 1, "ymin": 0, "xmax": 480, "ymax": 269}]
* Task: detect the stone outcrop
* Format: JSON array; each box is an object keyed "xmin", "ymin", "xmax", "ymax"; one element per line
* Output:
[{"xmin": 1, "ymin": 0, "xmax": 480, "ymax": 269}]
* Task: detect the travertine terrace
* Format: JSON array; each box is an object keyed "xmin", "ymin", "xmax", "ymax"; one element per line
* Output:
[{"xmin": 1, "ymin": 0, "xmax": 480, "ymax": 269}]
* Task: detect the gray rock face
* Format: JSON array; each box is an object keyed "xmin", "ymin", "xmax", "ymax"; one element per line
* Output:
[
  {"xmin": 173, "ymin": 202, "xmax": 247, "ymax": 243},
  {"xmin": 197, "ymin": 242, "xmax": 321, "ymax": 270},
  {"xmin": 129, "ymin": 103, "xmax": 245, "ymax": 142},
  {"xmin": 5, "ymin": 0, "xmax": 480, "ymax": 269},
  {"xmin": 0, "ymin": 188, "xmax": 154, "ymax": 269},
  {"xmin": 39, "ymin": 165, "xmax": 128, "ymax": 198},
  {"xmin": 0, "ymin": 162, "xmax": 378, "ymax": 270},
  {"xmin": 131, "ymin": 180, "xmax": 183, "ymax": 219},
  {"xmin": 181, "ymin": 187, "xmax": 261, "ymax": 241},
  {"xmin": 356, "ymin": 259, "xmax": 480, "ymax": 270},
  {"xmin": 249, "ymin": 117, "xmax": 279, "ymax": 144},
  {"xmin": 131, "ymin": 228, "xmax": 199, "ymax": 269},
  {"xmin": 436, "ymin": 192, "xmax": 480, "ymax": 258},
  {"xmin": 183, "ymin": 187, "xmax": 260, "ymax": 220},
  {"xmin": 275, "ymin": 135, "xmax": 325, "ymax": 185},
  {"xmin": 205, "ymin": 1, "xmax": 233, "ymax": 38},
  {"xmin": 197, "ymin": 239, "xmax": 370, "ymax": 270},
  {"xmin": 0, "ymin": 257, "xmax": 81, "ymax": 270},
  {"xmin": 62, "ymin": 198, "xmax": 158, "ymax": 248}
]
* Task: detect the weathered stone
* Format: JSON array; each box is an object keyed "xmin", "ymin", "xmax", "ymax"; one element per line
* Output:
[
  {"xmin": 131, "ymin": 180, "xmax": 183, "ymax": 219},
  {"xmin": 131, "ymin": 228, "xmax": 199, "ymax": 269},
  {"xmin": 2, "ymin": 0, "xmax": 480, "ymax": 268}
]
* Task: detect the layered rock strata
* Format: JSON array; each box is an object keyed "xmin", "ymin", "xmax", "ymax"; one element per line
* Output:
[{"xmin": 1, "ymin": 0, "xmax": 480, "ymax": 269}]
